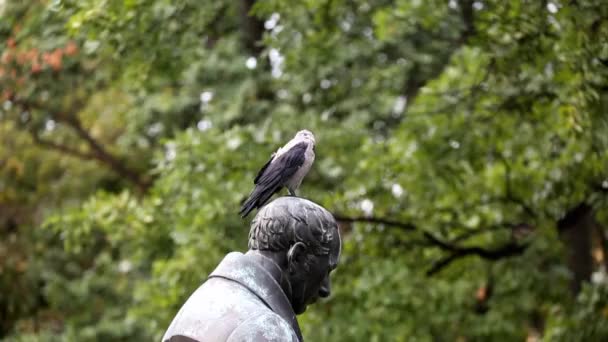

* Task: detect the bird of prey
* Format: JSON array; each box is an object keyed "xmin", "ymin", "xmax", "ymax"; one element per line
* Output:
[{"xmin": 239, "ymin": 130, "xmax": 316, "ymax": 217}]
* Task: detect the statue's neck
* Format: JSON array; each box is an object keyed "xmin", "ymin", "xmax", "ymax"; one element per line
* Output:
[{"xmin": 246, "ymin": 250, "xmax": 293, "ymax": 301}]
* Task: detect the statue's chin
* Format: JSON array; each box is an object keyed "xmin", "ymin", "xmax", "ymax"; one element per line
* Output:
[
  {"xmin": 295, "ymin": 296, "xmax": 319, "ymax": 314},
  {"xmin": 294, "ymin": 304, "xmax": 307, "ymax": 315}
]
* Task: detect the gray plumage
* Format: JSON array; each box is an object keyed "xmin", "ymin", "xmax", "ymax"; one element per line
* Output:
[{"xmin": 240, "ymin": 130, "xmax": 316, "ymax": 217}]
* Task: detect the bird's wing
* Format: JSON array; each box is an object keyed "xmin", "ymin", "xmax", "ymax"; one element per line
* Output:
[
  {"xmin": 239, "ymin": 142, "xmax": 308, "ymax": 217},
  {"xmin": 256, "ymin": 141, "xmax": 307, "ymax": 186},
  {"xmin": 254, "ymin": 152, "xmax": 276, "ymax": 185}
]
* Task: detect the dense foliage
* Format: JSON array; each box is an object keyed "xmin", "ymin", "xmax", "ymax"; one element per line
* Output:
[{"xmin": 1, "ymin": 0, "xmax": 607, "ymax": 341}]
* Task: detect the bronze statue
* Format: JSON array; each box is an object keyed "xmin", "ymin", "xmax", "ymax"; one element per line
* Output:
[{"xmin": 162, "ymin": 197, "xmax": 341, "ymax": 341}]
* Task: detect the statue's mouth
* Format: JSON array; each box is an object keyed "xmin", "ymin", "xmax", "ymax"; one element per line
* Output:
[{"xmin": 308, "ymin": 294, "xmax": 320, "ymax": 305}]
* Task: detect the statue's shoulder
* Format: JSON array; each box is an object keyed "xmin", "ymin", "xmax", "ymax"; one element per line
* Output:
[
  {"xmin": 227, "ymin": 312, "xmax": 299, "ymax": 342},
  {"xmin": 162, "ymin": 274, "xmax": 276, "ymax": 341}
]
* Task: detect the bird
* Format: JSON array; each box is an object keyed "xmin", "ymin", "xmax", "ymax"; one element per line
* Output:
[{"xmin": 239, "ymin": 130, "xmax": 316, "ymax": 217}]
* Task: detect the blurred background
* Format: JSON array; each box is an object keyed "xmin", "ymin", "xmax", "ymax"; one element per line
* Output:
[{"xmin": 1, "ymin": 0, "xmax": 607, "ymax": 340}]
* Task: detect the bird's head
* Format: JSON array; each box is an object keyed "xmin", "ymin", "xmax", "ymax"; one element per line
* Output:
[{"xmin": 295, "ymin": 129, "xmax": 316, "ymax": 145}]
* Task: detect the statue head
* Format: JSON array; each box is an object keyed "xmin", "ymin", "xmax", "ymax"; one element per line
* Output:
[{"xmin": 248, "ymin": 197, "xmax": 341, "ymax": 314}]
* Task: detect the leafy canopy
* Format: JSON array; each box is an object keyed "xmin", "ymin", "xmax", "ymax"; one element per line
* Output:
[{"xmin": 1, "ymin": 0, "xmax": 607, "ymax": 341}]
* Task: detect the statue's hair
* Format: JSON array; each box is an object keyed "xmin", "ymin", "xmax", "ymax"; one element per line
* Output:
[{"xmin": 248, "ymin": 197, "xmax": 338, "ymax": 256}]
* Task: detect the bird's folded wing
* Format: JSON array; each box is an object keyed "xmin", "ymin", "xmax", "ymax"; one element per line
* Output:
[
  {"xmin": 254, "ymin": 153, "xmax": 276, "ymax": 185},
  {"xmin": 256, "ymin": 142, "xmax": 307, "ymax": 186}
]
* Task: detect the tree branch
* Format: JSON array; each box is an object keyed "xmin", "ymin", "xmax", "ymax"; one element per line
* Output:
[
  {"xmin": 334, "ymin": 214, "xmax": 528, "ymax": 276},
  {"xmin": 204, "ymin": 5, "xmax": 229, "ymax": 49},
  {"xmin": 458, "ymin": 0, "xmax": 476, "ymax": 43},
  {"xmin": 451, "ymin": 223, "xmax": 512, "ymax": 243},
  {"xmin": 591, "ymin": 178, "xmax": 608, "ymax": 194},
  {"xmin": 596, "ymin": 221, "xmax": 608, "ymax": 271},
  {"xmin": 423, "ymin": 231, "xmax": 527, "ymax": 259},
  {"xmin": 425, "ymin": 231, "xmax": 528, "ymax": 276},
  {"xmin": 399, "ymin": 0, "xmax": 476, "ymax": 111},
  {"xmin": 30, "ymin": 131, "xmax": 97, "ymax": 161},
  {"xmin": 557, "ymin": 202, "xmax": 594, "ymax": 294},
  {"xmin": 239, "ymin": 0, "xmax": 265, "ymax": 56},
  {"xmin": 333, "ymin": 215, "xmax": 417, "ymax": 231},
  {"xmin": 58, "ymin": 115, "xmax": 151, "ymax": 192},
  {"xmin": 11, "ymin": 96, "xmax": 151, "ymax": 192}
]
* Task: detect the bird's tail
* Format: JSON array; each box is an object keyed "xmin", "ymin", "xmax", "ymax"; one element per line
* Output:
[
  {"xmin": 239, "ymin": 183, "xmax": 281, "ymax": 218},
  {"xmin": 239, "ymin": 195, "xmax": 258, "ymax": 218}
]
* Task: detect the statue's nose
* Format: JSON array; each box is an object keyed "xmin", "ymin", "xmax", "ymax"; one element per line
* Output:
[{"xmin": 319, "ymin": 274, "xmax": 331, "ymax": 298}]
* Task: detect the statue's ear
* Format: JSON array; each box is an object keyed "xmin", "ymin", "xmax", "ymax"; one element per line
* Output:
[{"xmin": 287, "ymin": 242, "xmax": 308, "ymax": 273}]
